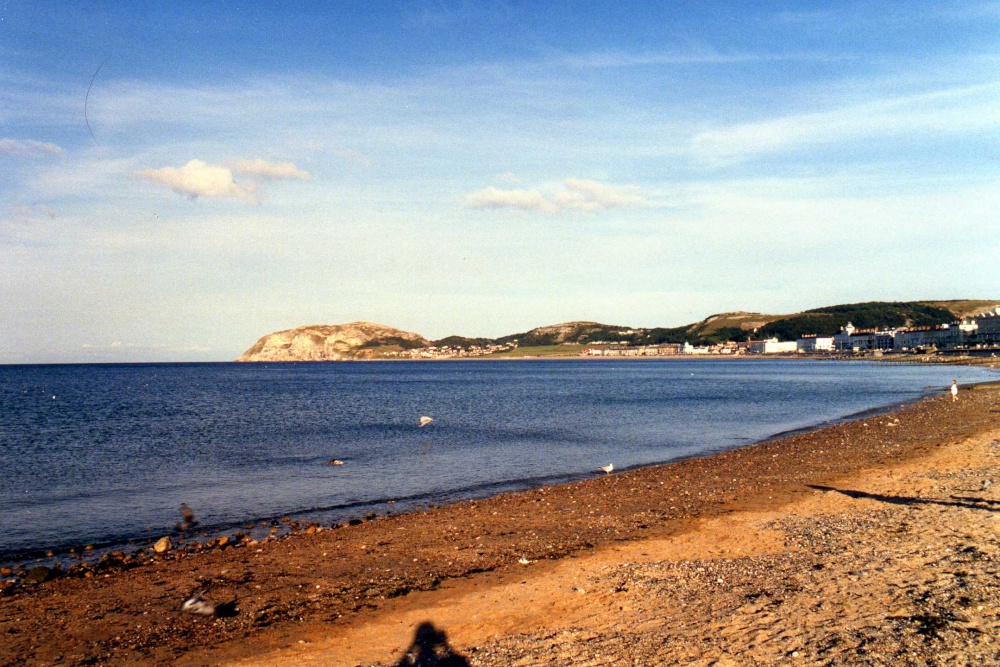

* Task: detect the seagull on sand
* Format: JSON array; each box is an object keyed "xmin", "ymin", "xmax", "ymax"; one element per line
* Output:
[
  {"xmin": 180, "ymin": 589, "xmax": 217, "ymax": 616},
  {"xmin": 180, "ymin": 586, "xmax": 238, "ymax": 618},
  {"xmin": 600, "ymin": 463, "xmax": 614, "ymax": 475},
  {"xmin": 418, "ymin": 416, "xmax": 434, "ymax": 428}
]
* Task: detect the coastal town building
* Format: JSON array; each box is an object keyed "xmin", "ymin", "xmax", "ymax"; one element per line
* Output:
[
  {"xmin": 832, "ymin": 323, "xmax": 896, "ymax": 352},
  {"xmin": 583, "ymin": 344, "xmax": 683, "ymax": 356},
  {"xmin": 582, "ymin": 309, "xmax": 1000, "ymax": 359},
  {"xmin": 893, "ymin": 324, "xmax": 961, "ymax": 351},
  {"xmin": 748, "ymin": 338, "xmax": 797, "ymax": 354},
  {"xmin": 796, "ymin": 335, "xmax": 834, "ymax": 352},
  {"xmin": 974, "ymin": 311, "xmax": 1000, "ymax": 345}
]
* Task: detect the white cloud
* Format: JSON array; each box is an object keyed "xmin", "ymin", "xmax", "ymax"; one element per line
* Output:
[
  {"xmin": 463, "ymin": 186, "xmax": 559, "ymax": 213},
  {"xmin": 137, "ymin": 158, "xmax": 311, "ymax": 202},
  {"xmin": 136, "ymin": 159, "xmax": 256, "ymax": 202},
  {"xmin": 0, "ymin": 138, "xmax": 63, "ymax": 157},
  {"xmin": 554, "ymin": 179, "xmax": 648, "ymax": 211},
  {"xmin": 232, "ymin": 158, "xmax": 310, "ymax": 180},
  {"xmin": 464, "ymin": 179, "xmax": 649, "ymax": 214}
]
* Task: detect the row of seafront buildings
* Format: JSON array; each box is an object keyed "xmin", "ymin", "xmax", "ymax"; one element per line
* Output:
[
  {"xmin": 583, "ymin": 309, "xmax": 1000, "ymax": 357},
  {"xmin": 752, "ymin": 309, "xmax": 1000, "ymax": 354}
]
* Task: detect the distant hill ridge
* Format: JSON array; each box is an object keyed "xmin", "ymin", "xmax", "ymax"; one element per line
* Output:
[{"xmin": 236, "ymin": 300, "xmax": 998, "ymax": 361}]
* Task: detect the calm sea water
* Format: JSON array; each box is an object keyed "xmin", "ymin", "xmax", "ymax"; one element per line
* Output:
[{"xmin": 0, "ymin": 359, "xmax": 994, "ymax": 562}]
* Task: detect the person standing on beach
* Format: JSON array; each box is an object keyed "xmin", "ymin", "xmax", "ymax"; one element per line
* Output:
[{"xmin": 951, "ymin": 380, "xmax": 959, "ymax": 402}]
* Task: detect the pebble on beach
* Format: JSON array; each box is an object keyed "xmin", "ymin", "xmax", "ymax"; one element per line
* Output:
[{"xmin": 153, "ymin": 536, "xmax": 172, "ymax": 554}]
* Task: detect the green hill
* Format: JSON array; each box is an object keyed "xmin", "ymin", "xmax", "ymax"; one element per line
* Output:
[
  {"xmin": 756, "ymin": 302, "xmax": 956, "ymax": 341},
  {"xmin": 483, "ymin": 300, "xmax": 996, "ymax": 349}
]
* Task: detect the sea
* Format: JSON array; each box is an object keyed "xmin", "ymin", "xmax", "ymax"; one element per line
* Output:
[{"xmin": 0, "ymin": 359, "xmax": 995, "ymax": 565}]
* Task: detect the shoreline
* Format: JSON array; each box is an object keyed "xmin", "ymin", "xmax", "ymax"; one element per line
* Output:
[
  {"xmin": 0, "ymin": 373, "xmax": 973, "ymax": 569},
  {"xmin": 6, "ymin": 349, "xmax": 1000, "ymax": 367},
  {"xmin": 3, "ymin": 382, "xmax": 1000, "ymax": 665}
]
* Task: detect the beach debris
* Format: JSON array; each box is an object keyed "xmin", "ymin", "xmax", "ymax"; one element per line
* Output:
[
  {"xmin": 418, "ymin": 416, "xmax": 434, "ymax": 427},
  {"xmin": 518, "ymin": 557, "xmax": 532, "ymax": 565},
  {"xmin": 153, "ymin": 536, "xmax": 173, "ymax": 554},
  {"xmin": 180, "ymin": 587, "xmax": 238, "ymax": 618},
  {"xmin": 329, "ymin": 459, "xmax": 344, "ymax": 465},
  {"xmin": 982, "ymin": 479, "xmax": 993, "ymax": 491},
  {"xmin": 176, "ymin": 503, "xmax": 199, "ymax": 532},
  {"xmin": 600, "ymin": 463, "xmax": 614, "ymax": 475}
]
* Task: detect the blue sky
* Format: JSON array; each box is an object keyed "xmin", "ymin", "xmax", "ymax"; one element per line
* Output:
[{"xmin": 2, "ymin": 1, "xmax": 999, "ymax": 362}]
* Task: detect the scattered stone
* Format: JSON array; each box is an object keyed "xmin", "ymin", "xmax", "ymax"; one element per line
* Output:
[
  {"xmin": 153, "ymin": 537, "xmax": 173, "ymax": 554},
  {"xmin": 22, "ymin": 566, "xmax": 59, "ymax": 585}
]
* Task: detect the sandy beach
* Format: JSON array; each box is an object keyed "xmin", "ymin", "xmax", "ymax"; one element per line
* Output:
[{"xmin": 3, "ymin": 381, "xmax": 1000, "ymax": 666}]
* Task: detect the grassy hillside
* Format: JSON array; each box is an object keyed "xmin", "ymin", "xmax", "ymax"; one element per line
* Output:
[
  {"xmin": 920, "ymin": 300, "xmax": 1000, "ymax": 319},
  {"xmin": 484, "ymin": 300, "xmax": 993, "ymax": 350},
  {"xmin": 756, "ymin": 302, "xmax": 956, "ymax": 341}
]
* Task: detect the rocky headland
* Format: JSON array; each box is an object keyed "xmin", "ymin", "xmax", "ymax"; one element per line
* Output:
[{"xmin": 236, "ymin": 322, "xmax": 429, "ymax": 362}]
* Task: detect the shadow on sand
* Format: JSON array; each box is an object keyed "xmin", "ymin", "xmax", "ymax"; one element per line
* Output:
[
  {"xmin": 393, "ymin": 622, "xmax": 470, "ymax": 667},
  {"xmin": 808, "ymin": 485, "xmax": 1000, "ymax": 512}
]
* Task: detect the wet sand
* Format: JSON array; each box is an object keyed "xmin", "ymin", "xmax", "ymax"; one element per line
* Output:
[{"xmin": 2, "ymin": 383, "xmax": 1000, "ymax": 666}]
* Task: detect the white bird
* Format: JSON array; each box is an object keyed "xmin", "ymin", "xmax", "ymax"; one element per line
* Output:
[
  {"xmin": 180, "ymin": 587, "xmax": 237, "ymax": 618},
  {"xmin": 418, "ymin": 416, "xmax": 434, "ymax": 427},
  {"xmin": 180, "ymin": 590, "xmax": 217, "ymax": 617},
  {"xmin": 600, "ymin": 463, "xmax": 614, "ymax": 475}
]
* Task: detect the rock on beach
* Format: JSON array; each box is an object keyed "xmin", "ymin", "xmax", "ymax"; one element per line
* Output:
[{"xmin": 152, "ymin": 536, "xmax": 172, "ymax": 554}]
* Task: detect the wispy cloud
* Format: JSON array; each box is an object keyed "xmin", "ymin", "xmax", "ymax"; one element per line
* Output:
[
  {"xmin": 0, "ymin": 205, "xmax": 57, "ymax": 234},
  {"xmin": 561, "ymin": 49, "xmax": 853, "ymax": 69},
  {"xmin": 554, "ymin": 179, "xmax": 648, "ymax": 211},
  {"xmin": 232, "ymin": 158, "xmax": 310, "ymax": 180},
  {"xmin": 691, "ymin": 81, "xmax": 1000, "ymax": 165},
  {"xmin": 0, "ymin": 138, "xmax": 63, "ymax": 157},
  {"xmin": 464, "ymin": 178, "xmax": 649, "ymax": 214}
]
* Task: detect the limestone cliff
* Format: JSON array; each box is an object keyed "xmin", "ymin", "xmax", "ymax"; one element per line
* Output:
[{"xmin": 237, "ymin": 322, "xmax": 429, "ymax": 362}]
